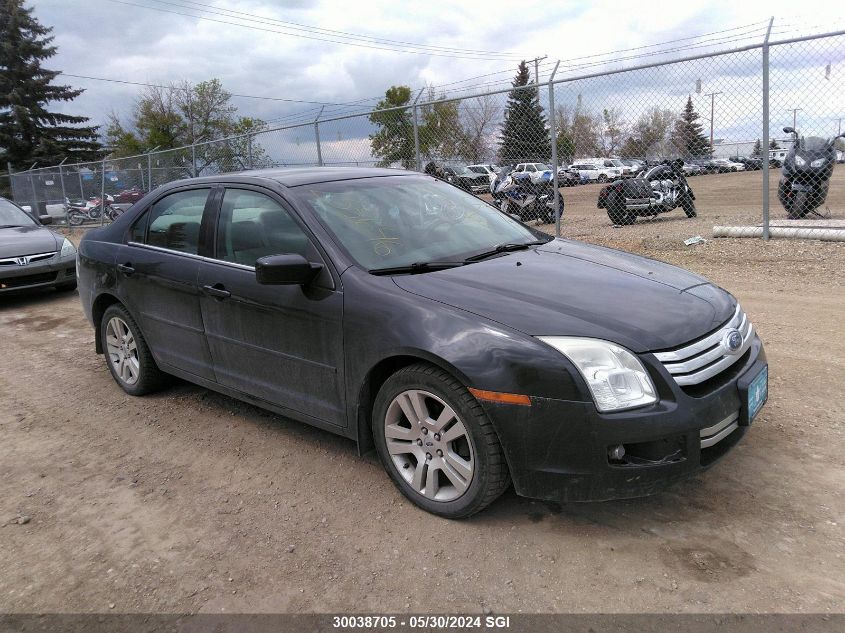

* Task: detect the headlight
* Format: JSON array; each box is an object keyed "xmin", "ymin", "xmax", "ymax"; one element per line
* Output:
[
  {"xmin": 60, "ymin": 238, "xmax": 77, "ymax": 258},
  {"xmin": 794, "ymin": 155, "xmax": 806, "ymax": 167},
  {"xmin": 810, "ymin": 158, "xmax": 826, "ymax": 168},
  {"xmin": 538, "ymin": 337, "xmax": 657, "ymax": 412}
]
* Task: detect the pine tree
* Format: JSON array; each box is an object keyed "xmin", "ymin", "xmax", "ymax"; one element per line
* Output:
[
  {"xmin": 498, "ymin": 62, "xmax": 550, "ymax": 163},
  {"xmin": 670, "ymin": 96, "xmax": 710, "ymax": 158},
  {"xmin": 751, "ymin": 138, "xmax": 762, "ymax": 157},
  {"xmin": 769, "ymin": 139, "xmax": 780, "ymax": 150},
  {"xmin": 0, "ymin": 0, "xmax": 101, "ymax": 169}
]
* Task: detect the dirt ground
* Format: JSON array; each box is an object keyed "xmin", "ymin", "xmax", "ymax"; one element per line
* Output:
[{"xmin": 1, "ymin": 170, "xmax": 844, "ymax": 615}]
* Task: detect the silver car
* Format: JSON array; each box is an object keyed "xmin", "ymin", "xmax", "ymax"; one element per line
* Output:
[{"xmin": 0, "ymin": 197, "xmax": 77, "ymax": 293}]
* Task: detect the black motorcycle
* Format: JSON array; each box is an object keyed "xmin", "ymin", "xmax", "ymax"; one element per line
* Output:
[
  {"xmin": 597, "ymin": 159, "xmax": 696, "ymax": 225},
  {"xmin": 777, "ymin": 127, "xmax": 844, "ymax": 219}
]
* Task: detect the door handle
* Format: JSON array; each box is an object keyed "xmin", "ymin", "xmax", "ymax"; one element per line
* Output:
[
  {"xmin": 117, "ymin": 263, "xmax": 135, "ymax": 275},
  {"xmin": 202, "ymin": 284, "xmax": 231, "ymax": 300}
]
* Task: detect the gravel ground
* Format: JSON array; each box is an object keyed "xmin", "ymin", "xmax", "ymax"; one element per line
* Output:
[{"xmin": 0, "ymin": 171, "xmax": 844, "ymax": 615}]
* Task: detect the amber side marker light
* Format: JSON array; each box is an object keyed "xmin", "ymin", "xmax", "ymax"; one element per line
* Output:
[{"xmin": 468, "ymin": 388, "xmax": 532, "ymax": 406}]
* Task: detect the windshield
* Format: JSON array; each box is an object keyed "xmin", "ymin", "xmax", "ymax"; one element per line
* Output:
[
  {"xmin": 533, "ymin": 164, "xmax": 551, "ymax": 171},
  {"xmin": 609, "ymin": 159, "xmax": 624, "ymax": 167},
  {"xmin": 800, "ymin": 136, "xmax": 829, "ymax": 152},
  {"xmin": 0, "ymin": 199, "xmax": 36, "ymax": 227},
  {"xmin": 294, "ymin": 176, "xmax": 544, "ymax": 271}
]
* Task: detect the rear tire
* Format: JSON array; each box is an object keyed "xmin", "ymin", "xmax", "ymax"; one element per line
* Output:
[
  {"xmin": 606, "ymin": 194, "xmax": 635, "ymax": 226},
  {"xmin": 372, "ymin": 363, "xmax": 511, "ymax": 519},
  {"xmin": 101, "ymin": 304, "xmax": 167, "ymax": 396},
  {"xmin": 682, "ymin": 197, "xmax": 697, "ymax": 218},
  {"xmin": 67, "ymin": 211, "xmax": 85, "ymax": 226}
]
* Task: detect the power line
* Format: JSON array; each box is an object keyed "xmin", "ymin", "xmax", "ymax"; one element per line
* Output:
[
  {"xmin": 58, "ymin": 73, "xmax": 369, "ymax": 106},
  {"xmin": 147, "ymin": 0, "xmax": 527, "ymax": 58},
  {"xmin": 103, "ymin": 0, "xmax": 527, "ymax": 60}
]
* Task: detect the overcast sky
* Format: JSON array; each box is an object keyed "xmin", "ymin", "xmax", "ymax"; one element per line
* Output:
[{"xmin": 32, "ymin": 0, "xmax": 845, "ymax": 133}]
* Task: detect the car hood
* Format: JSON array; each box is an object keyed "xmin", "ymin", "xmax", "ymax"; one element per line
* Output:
[
  {"xmin": 0, "ymin": 225, "xmax": 61, "ymax": 258},
  {"xmin": 393, "ymin": 239, "xmax": 735, "ymax": 353}
]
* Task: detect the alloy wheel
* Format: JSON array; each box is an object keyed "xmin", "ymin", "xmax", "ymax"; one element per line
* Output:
[
  {"xmin": 383, "ymin": 389, "xmax": 475, "ymax": 502},
  {"xmin": 105, "ymin": 316, "xmax": 140, "ymax": 385}
]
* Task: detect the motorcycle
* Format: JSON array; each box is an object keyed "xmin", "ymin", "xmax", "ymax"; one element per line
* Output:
[
  {"xmin": 490, "ymin": 166, "xmax": 564, "ymax": 225},
  {"xmin": 64, "ymin": 194, "xmax": 123, "ymax": 225},
  {"xmin": 597, "ymin": 159, "xmax": 696, "ymax": 226},
  {"xmin": 777, "ymin": 127, "xmax": 844, "ymax": 219}
]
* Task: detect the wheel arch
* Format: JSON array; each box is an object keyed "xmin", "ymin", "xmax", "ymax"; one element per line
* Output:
[
  {"xmin": 354, "ymin": 351, "xmax": 474, "ymax": 456},
  {"xmin": 91, "ymin": 292, "xmax": 123, "ymax": 354}
]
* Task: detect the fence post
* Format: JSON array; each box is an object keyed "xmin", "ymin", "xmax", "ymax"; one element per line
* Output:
[
  {"xmin": 100, "ymin": 159, "xmax": 107, "ymax": 225},
  {"xmin": 247, "ymin": 133, "xmax": 254, "ymax": 169},
  {"xmin": 6, "ymin": 162, "xmax": 13, "ymax": 202},
  {"xmin": 191, "ymin": 143, "xmax": 197, "ymax": 178},
  {"xmin": 548, "ymin": 61, "xmax": 561, "ymax": 237},
  {"xmin": 314, "ymin": 106, "xmax": 325, "ymax": 167},
  {"xmin": 58, "ymin": 158, "xmax": 68, "ymax": 225},
  {"xmin": 412, "ymin": 88, "xmax": 425, "ymax": 172},
  {"xmin": 761, "ymin": 17, "xmax": 774, "ymax": 241},
  {"xmin": 147, "ymin": 153, "xmax": 153, "ymax": 191},
  {"xmin": 28, "ymin": 172, "xmax": 37, "ymax": 214}
]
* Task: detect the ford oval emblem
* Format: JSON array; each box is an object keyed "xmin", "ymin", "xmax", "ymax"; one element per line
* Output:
[{"xmin": 723, "ymin": 329, "xmax": 743, "ymax": 354}]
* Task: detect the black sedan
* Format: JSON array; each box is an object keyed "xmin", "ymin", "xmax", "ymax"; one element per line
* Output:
[
  {"xmin": 76, "ymin": 168, "xmax": 768, "ymax": 518},
  {"xmin": 0, "ymin": 196, "xmax": 78, "ymax": 293}
]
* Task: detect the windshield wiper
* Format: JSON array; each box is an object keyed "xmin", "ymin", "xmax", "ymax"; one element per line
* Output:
[
  {"xmin": 368, "ymin": 261, "xmax": 465, "ymax": 276},
  {"xmin": 463, "ymin": 240, "xmax": 549, "ymax": 263},
  {"xmin": 0, "ymin": 225, "xmax": 25, "ymax": 229}
]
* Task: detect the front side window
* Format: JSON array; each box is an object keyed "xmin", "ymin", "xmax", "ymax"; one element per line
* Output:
[
  {"xmin": 294, "ymin": 176, "xmax": 543, "ymax": 272},
  {"xmin": 216, "ymin": 189, "xmax": 311, "ymax": 266},
  {"xmin": 146, "ymin": 189, "xmax": 210, "ymax": 254}
]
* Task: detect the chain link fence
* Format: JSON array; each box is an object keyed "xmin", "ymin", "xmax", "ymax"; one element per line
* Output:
[{"xmin": 9, "ymin": 29, "xmax": 844, "ymax": 243}]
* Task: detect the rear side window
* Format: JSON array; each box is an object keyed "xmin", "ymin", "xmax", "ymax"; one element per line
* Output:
[
  {"xmin": 146, "ymin": 189, "xmax": 210, "ymax": 254},
  {"xmin": 215, "ymin": 189, "xmax": 311, "ymax": 266}
]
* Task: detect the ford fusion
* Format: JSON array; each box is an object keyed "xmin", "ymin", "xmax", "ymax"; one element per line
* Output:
[
  {"xmin": 76, "ymin": 168, "xmax": 767, "ymax": 518},
  {"xmin": 0, "ymin": 197, "xmax": 78, "ymax": 293}
]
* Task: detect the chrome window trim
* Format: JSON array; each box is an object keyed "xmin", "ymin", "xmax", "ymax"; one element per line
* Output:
[{"xmin": 127, "ymin": 241, "xmax": 255, "ymax": 271}]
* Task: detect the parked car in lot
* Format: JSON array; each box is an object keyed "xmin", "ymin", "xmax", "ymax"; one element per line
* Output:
[
  {"xmin": 77, "ymin": 167, "xmax": 768, "ymax": 518},
  {"xmin": 458, "ymin": 164, "xmax": 498, "ymax": 193},
  {"xmin": 681, "ymin": 162, "xmax": 702, "ymax": 176},
  {"xmin": 621, "ymin": 159, "xmax": 646, "ymax": 175},
  {"xmin": 568, "ymin": 160, "xmax": 622, "ymax": 183},
  {"xmin": 113, "ymin": 187, "xmax": 147, "ymax": 204},
  {"xmin": 713, "ymin": 158, "xmax": 745, "ymax": 172},
  {"xmin": 556, "ymin": 165, "xmax": 582, "ymax": 186},
  {"xmin": 729, "ymin": 156, "xmax": 763, "ymax": 171},
  {"xmin": 511, "ymin": 163, "xmax": 553, "ymax": 185},
  {"xmin": 0, "ymin": 196, "xmax": 78, "ymax": 293}
]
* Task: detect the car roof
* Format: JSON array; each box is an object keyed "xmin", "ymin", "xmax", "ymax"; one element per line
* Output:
[{"xmin": 165, "ymin": 166, "xmax": 419, "ymax": 189}]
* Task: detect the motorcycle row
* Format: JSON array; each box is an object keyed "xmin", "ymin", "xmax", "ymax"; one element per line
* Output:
[
  {"xmin": 444, "ymin": 127, "xmax": 843, "ymax": 226},
  {"xmin": 63, "ymin": 194, "xmax": 124, "ymax": 226}
]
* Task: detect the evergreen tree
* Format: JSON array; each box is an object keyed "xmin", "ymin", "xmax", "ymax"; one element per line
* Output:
[
  {"xmin": 769, "ymin": 139, "xmax": 780, "ymax": 150},
  {"xmin": 498, "ymin": 62, "xmax": 550, "ymax": 163},
  {"xmin": 0, "ymin": 0, "xmax": 101, "ymax": 168},
  {"xmin": 751, "ymin": 138, "xmax": 762, "ymax": 157},
  {"xmin": 368, "ymin": 86, "xmax": 415, "ymax": 168},
  {"xmin": 670, "ymin": 96, "xmax": 710, "ymax": 158}
]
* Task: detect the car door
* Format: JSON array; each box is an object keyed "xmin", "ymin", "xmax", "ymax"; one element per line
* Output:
[
  {"xmin": 119, "ymin": 186, "xmax": 217, "ymax": 380},
  {"xmin": 197, "ymin": 186, "xmax": 346, "ymax": 427}
]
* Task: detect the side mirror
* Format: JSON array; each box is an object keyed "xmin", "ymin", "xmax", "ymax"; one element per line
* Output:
[
  {"xmin": 783, "ymin": 126, "xmax": 795, "ymax": 134},
  {"xmin": 39, "ymin": 214, "xmax": 53, "ymax": 225},
  {"xmin": 255, "ymin": 253, "xmax": 321, "ymax": 285}
]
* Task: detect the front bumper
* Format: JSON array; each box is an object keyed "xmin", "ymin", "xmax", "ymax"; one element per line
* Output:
[
  {"xmin": 479, "ymin": 335, "xmax": 767, "ymax": 502},
  {"xmin": 0, "ymin": 254, "xmax": 76, "ymax": 293}
]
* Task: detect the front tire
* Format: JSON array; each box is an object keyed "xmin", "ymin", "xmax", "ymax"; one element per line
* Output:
[
  {"xmin": 372, "ymin": 363, "xmax": 510, "ymax": 519},
  {"xmin": 606, "ymin": 193, "xmax": 635, "ymax": 225},
  {"xmin": 682, "ymin": 196, "xmax": 697, "ymax": 218},
  {"xmin": 101, "ymin": 304, "xmax": 166, "ymax": 396}
]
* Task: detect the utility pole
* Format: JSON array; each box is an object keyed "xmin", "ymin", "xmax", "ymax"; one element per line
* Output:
[
  {"xmin": 834, "ymin": 117, "xmax": 842, "ymax": 135},
  {"xmin": 704, "ymin": 92, "xmax": 723, "ymax": 155},
  {"xmin": 528, "ymin": 55, "xmax": 547, "ymax": 85},
  {"xmin": 789, "ymin": 108, "xmax": 802, "ymax": 130}
]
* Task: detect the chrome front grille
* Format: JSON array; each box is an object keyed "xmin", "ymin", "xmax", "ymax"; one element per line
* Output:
[
  {"xmin": 0, "ymin": 251, "xmax": 56, "ymax": 266},
  {"xmin": 654, "ymin": 305, "xmax": 754, "ymax": 387}
]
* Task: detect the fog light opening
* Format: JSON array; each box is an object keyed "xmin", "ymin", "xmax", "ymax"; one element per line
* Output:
[{"xmin": 608, "ymin": 444, "xmax": 626, "ymax": 462}]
